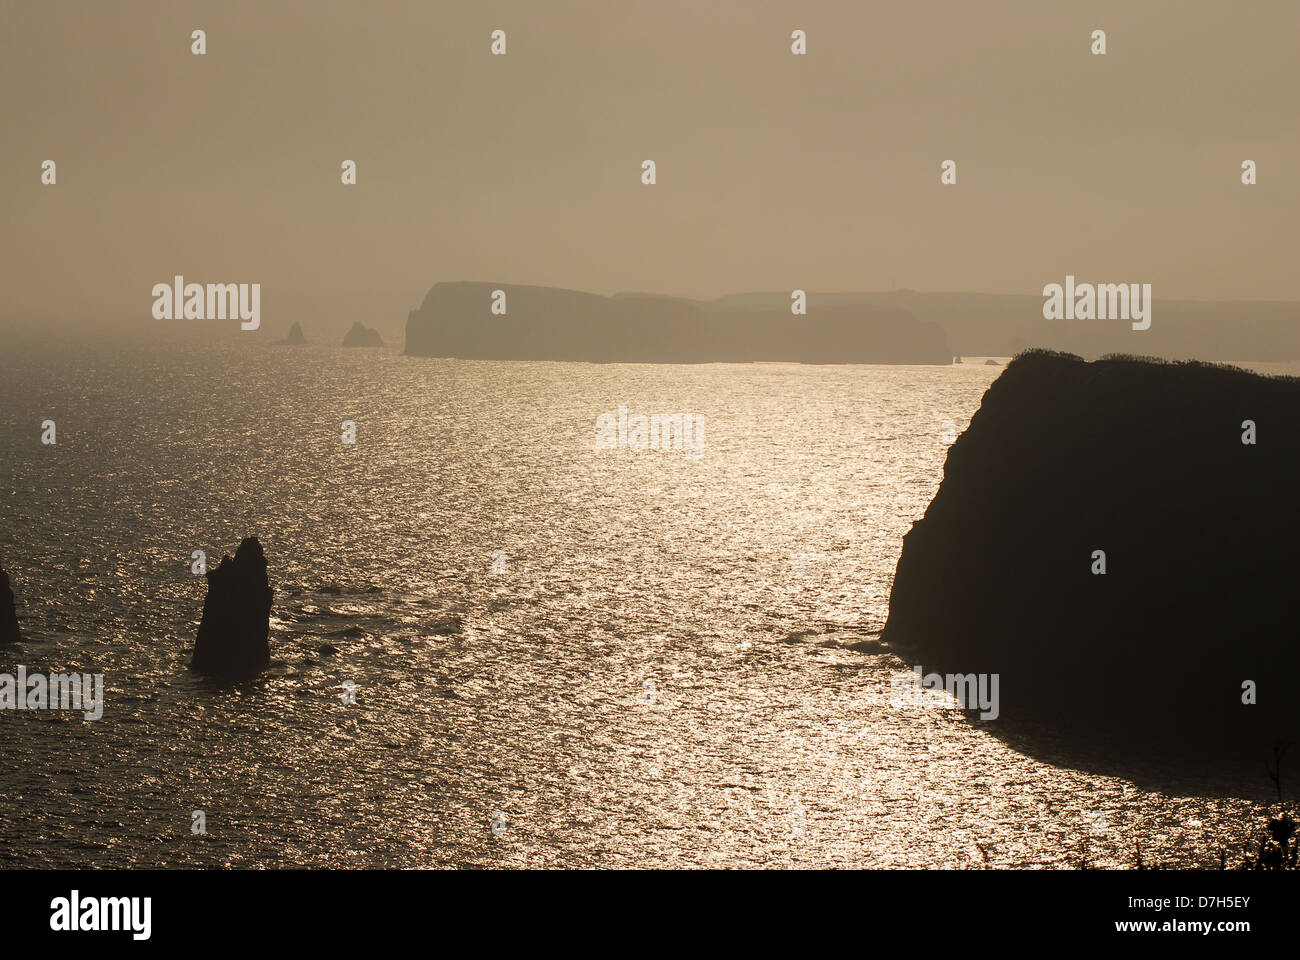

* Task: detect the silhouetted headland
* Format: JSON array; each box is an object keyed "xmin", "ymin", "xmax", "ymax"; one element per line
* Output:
[
  {"xmin": 883, "ymin": 350, "xmax": 1300, "ymax": 764},
  {"xmin": 276, "ymin": 321, "xmax": 307, "ymax": 345},
  {"xmin": 342, "ymin": 322, "xmax": 383, "ymax": 347},
  {"xmin": 190, "ymin": 537, "xmax": 273, "ymax": 679},
  {"xmin": 404, "ymin": 282, "xmax": 951, "ymax": 363},
  {"xmin": 0, "ymin": 563, "xmax": 19, "ymax": 645}
]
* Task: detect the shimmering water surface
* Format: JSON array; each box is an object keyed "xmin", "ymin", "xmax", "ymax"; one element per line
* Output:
[{"xmin": 0, "ymin": 332, "xmax": 1284, "ymax": 868}]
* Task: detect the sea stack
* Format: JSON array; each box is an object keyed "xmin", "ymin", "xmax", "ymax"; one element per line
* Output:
[
  {"xmin": 342, "ymin": 322, "xmax": 383, "ymax": 347},
  {"xmin": 190, "ymin": 537, "xmax": 273, "ymax": 679},
  {"xmin": 278, "ymin": 321, "xmax": 307, "ymax": 345},
  {"xmin": 882, "ymin": 351, "xmax": 1300, "ymax": 760},
  {"xmin": 0, "ymin": 564, "xmax": 19, "ymax": 645}
]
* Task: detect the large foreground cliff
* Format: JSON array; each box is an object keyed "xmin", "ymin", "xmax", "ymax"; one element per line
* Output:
[
  {"xmin": 883, "ymin": 351, "xmax": 1300, "ymax": 759},
  {"xmin": 404, "ymin": 282, "xmax": 951, "ymax": 363}
]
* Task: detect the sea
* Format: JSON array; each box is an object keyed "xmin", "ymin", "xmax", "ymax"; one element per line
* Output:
[{"xmin": 0, "ymin": 330, "xmax": 1288, "ymax": 868}]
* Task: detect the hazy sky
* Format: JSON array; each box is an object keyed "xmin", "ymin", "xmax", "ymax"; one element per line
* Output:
[{"xmin": 2, "ymin": 0, "xmax": 1296, "ymax": 337}]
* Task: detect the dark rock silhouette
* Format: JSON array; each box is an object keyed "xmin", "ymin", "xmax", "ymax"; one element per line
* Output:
[
  {"xmin": 405, "ymin": 282, "xmax": 951, "ymax": 364},
  {"xmin": 276, "ymin": 321, "xmax": 307, "ymax": 345},
  {"xmin": 342, "ymin": 322, "xmax": 383, "ymax": 347},
  {"xmin": 0, "ymin": 564, "xmax": 19, "ymax": 645},
  {"xmin": 190, "ymin": 538, "xmax": 273, "ymax": 679},
  {"xmin": 984, "ymin": 359, "xmax": 999, "ymax": 365},
  {"xmin": 882, "ymin": 351, "xmax": 1300, "ymax": 762}
]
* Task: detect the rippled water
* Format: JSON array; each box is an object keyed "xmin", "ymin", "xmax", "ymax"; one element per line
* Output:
[{"xmin": 0, "ymin": 332, "xmax": 1281, "ymax": 867}]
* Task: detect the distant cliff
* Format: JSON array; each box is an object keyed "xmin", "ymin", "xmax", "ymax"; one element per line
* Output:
[
  {"xmin": 404, "ymin": 282, "xmax": 951, "ymax": 364},
  {"xmin": 709, "ymin": 290, "xmax": 1300, "ymax": 362},
  {"xmin": 882, "ymin": 351, "xmax": 1300, "ymax": 758}
]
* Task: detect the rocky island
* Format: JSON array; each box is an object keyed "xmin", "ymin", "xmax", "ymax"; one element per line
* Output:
[
  {"xmin": 0, "ymin": 563, "xmax": 19, "ymax": 645},
  {"xmin": 882, "ymin": 351, "xmax": 1300, "ymax": 761},
  {"xmin": 404, "ymin": 282, "xmax": 951, "ymax": 364},
  {"xmin": 342, "ymin": 322, "xmax": 384, "ymax": 347},
  {"xmin": 190, "ymin": 537, "xmax": 274, "ymax": 679},
  {"xmin": 276, "ymin": 321, "xmax": 307, "ymax": 345}
]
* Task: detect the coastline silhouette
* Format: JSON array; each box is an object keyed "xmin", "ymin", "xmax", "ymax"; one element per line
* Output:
[{"xmin": 404, "ymin": 282, "xmax": 952, "ymax": 364}]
